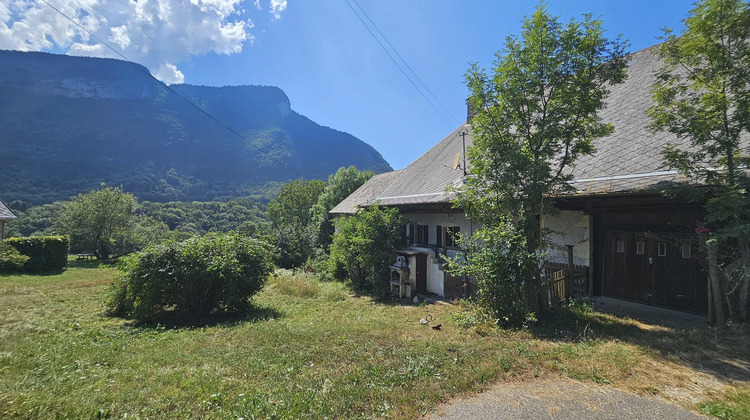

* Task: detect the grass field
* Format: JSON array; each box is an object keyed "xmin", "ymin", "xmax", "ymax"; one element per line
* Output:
[{"xmin": 1, "ymin": 262, "xmax": 748, "ymax": 418}]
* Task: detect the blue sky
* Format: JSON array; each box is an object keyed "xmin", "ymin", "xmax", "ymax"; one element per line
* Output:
[{"xmin": 1, "ymin": 0, "xmax": 695, "ymax": 171}]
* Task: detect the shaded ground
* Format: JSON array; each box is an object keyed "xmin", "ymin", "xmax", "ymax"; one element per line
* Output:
[
  {"xmin": 430, "ymin": 379, "xmax": 707, "ymax": 420},
  {"xmin": 586, "ymin": 297, "xmax": 708, "ymax": 330}
]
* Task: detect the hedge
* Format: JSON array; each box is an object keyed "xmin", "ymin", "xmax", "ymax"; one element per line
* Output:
[
  {"xmin": 5, "ymin": 236, "xmax": 70, "ymax": 273},
  {"xmin": 0, "ymin": 243, "xmax": 30, "ymax": 273}
]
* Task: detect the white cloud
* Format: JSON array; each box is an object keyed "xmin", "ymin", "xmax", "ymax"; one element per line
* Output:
[
  {"xmin": 0, "ymin": 0, "xmax": 287, "ymax": 83},
  {"xmin": 269, "ymin": 0, "xmax": 286, "ymax": 20},
  {"xmin": 154, "ymin": 62, "xmax": 185, "ymax": 84}
]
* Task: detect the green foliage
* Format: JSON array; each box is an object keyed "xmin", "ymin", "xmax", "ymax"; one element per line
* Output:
[
  {"xmin": 700, "ymin": 386, "xmax": 750, "ymax": 420},
  {"xmin": 0, "ymin": 242, "xmax": 29, "ymax": 273},
  {"xmin": 268, "ymin": 179, "xmax": 326, "ymax": 268},
  {"xmin": 648, "ymin": 0, "xmax": 750, "ymax": 187},
  {"xmin": 456, "ymin": 4, "xmax": 628, "ymax": 325},
  {"xmin": 4, "ymin": 201, "xmax": 66, "ymax": 238},
  {"xmin": 56, "ymin": 186, "xmax": 137, "ymax": 260},
  {"xmin": 445, "ymin": 221, "xmax": 537, "ymax": 327},
  {"xmin": 647, "ymin": 0, "xmax": 750, "ymax": 321},
  {"xmin": 329, "ymin": 206, "xmax": 406, "ymax": 295},
  {"xmin": 4, "ymin": 236, "xmax": 69, "ymax": 274},
  {"xmin": 107, "ymin": 233, "xmax": 275, "ymax": 322},
  {"xmin": 310, "ymin": 166, "xmax": 373, "ymax": 251},
  {"xmin": 137, "ymin": 199, "xmax": 269, "ymax": 236}
]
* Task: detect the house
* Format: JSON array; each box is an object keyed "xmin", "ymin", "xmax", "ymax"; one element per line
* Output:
[
  {"xmin": 331, "ymin": 44, "xmax": 748, "ymax": 315},
  {"xmin": 0, "ymin": 197, "xmax": 17, "ymax": 241}
]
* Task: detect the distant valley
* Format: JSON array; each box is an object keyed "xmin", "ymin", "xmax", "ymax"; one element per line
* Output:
[{"xmin": 0, "ymin": 50, "xmax": 391, "ymax": 205}]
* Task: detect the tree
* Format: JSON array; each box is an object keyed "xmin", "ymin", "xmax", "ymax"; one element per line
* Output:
[
  {"xmin": 454, "ymin": 4, "xmax": 628, "ymax": 322},
  {"xmin": 647, "ymin": 0, "xmax": 750, "ymax": 322},
  {"xmin": 329, "ymin": 206, "xmax": 406, "ymax": 295},
  {"xmin": 310, "ymin": 166, "xmax": 374, "ymax": 251},
  {"xmin": 56, "ymin": 186, "xmax": 137, "ymax": 259},
  {"xmin": 268, "ymin": 179, "xmax": 326, "ymax": 268}
]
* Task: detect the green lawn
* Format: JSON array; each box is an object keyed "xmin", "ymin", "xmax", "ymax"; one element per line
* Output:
[{"xmin": 1, "ymin": 264, "xmax": 748, "ymax": 418}]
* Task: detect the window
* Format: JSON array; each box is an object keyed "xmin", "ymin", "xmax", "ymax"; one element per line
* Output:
[
  {"xmin": 658, "ymin": 242, "xmax": 667, "ymax": 257},
  {"xmin": 616, "ymin": 239, "xmax": 625, "ymax": 253},
  {"xmin": 681, "ymin": 243, "xmax": 692, "ymax": 259},
  {"xmin": 409, "ymin": 223, "xmax": 429, "ymax": 245},
  {"xmin": 636, "ymin": 240, "xmax": 645, "ymax": 255},
  {"xmin": 444, "ymin": 226, "xmax": 460, "ymax": 247}
]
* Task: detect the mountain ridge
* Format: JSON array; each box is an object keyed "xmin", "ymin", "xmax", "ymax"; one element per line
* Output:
[{"xmin": 0, "ymin": 50, "xmax": 392, "ymax": 205}]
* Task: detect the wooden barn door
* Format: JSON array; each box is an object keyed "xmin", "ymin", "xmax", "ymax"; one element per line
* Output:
[{"xmin": 604, "ymin": 230, "xmax": 707, "ymax": 314}]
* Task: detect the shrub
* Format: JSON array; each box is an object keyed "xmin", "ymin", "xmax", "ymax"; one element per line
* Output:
[
  {"xmin": 4, "ymin": 236, "xmax": 69, "ymax": 273},
  {"xmin": 107, "ymin": 233, "xmax": 275, "ymax": 322},
  {"xmin": 444, "ymin": 221, "xmax": 536, "ymax": 328},
  {"xmin": 0, "ymin": 242, "xmax": 30, "ymax": 273},
  {"xmin": 329, "ymin": 206, "xmax": 407, "ymax": 295}
]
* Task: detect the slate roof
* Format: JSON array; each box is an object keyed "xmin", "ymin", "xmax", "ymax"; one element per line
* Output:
[
  {"xmin": 330, "ymin": 169, "xmax": 406, "ymax": 214},
  {"xmin": 0, "ymin": 197, "xmax": 17, "ymax": 220},
  {"xmin": 334, "ymin": 43, "xmax": 750, "ymax": 213}
]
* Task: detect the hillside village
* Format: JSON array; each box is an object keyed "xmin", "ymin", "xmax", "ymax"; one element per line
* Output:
[{"xmin": 1, "ymin": 0, "xmax": 748, "ymax": 418}]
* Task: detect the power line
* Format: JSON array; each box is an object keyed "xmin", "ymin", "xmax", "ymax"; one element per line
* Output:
[
  {"xmin": 349, "ymin": 0, "xmax": 460, "ymax": 126},
  {"xmin": 39, "ymin": 0, "xmax": 305, "ymax": 179},
  {"xmin": 342, "ymin": 0, "xmax": 459, "ymax": 128}
]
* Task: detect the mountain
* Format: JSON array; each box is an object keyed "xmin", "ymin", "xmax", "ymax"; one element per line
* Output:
[{"xmin": 0, "ymin": 50, "xmax": 392, "ymax": 205}]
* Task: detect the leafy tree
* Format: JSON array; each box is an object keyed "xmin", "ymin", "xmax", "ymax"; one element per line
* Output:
[
  {"xmin": 454, "ymin": 4, "xmax": 628, "ymax": 322},
  {"xmin": 56, "ymin": 186, "xmax": 137, "ymax": 259},
  {"xmin": 268, "ymin": 179, "xmax": 326, "ymax": 268},
  {"xmin": 647, "ymin": 0, "xmax": 750, "ymax": 322},
  {"xmin": 5, "ymin": 201, "xmax": 67, "ymax": 238},
  {"xmin": 329, "ymin": 206, "xmax": 406, "ymax": 295},
  {"xmin": 311, "ymin": 166, "xmax": 374, "ymax": 250}
]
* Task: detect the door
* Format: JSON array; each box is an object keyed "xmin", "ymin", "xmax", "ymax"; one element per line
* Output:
[
  {"xmin": 415, "ymin": 254, "xmax": 427, "ymax": 293},
  {"xmin": 604, "ymin": 230, "xmax": 707, "ymax": 314}
]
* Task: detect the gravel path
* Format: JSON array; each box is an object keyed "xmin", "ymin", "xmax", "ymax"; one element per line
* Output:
[{"xmin": 430, "ymin": 379, "xmax": 707, "ymax": 420}]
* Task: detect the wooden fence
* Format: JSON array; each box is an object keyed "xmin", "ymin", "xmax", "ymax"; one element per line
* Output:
[{"xmin": 541, "ymin": 261, "xmax": 589, "ymax": 305}]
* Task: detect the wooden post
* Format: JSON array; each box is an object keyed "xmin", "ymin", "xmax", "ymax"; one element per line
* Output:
[
  {"xmin": 565, "ymin": 245, "xmax": 574, "ymax": 299},
  {"xmin": 706, "ymin": 239, "xmax": 726, "ymax": 326}
]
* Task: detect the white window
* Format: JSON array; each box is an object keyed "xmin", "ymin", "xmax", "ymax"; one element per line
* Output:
[
  {"xmin": 658, "ymin": 242, "xmax": 667, "ymax": 257},
  {"xmin": 636, "ymin": 241, "xmax": 645, "ymax": 255},
  {"xmin": 616, "ymin": 239, "xmax": 625, "ymax": 253}
]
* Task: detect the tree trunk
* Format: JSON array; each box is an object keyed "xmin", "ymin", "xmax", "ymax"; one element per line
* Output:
[{"xmin": 707, "ymin": 239, "xmax": 727, "ymax": 326}]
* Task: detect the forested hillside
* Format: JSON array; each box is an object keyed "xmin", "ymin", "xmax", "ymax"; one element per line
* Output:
[{"xmin": 0, "ymin": 50, "xmax": 391, "ymax": 205}]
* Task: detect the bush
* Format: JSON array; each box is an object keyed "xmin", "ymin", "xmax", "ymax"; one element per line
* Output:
[
  {"xmin": 0, "ymin": 242, "xmax": 30, "ymax": 273},
  {"xmin": 444, "ymin": 221, "xmax": 536, "ymax": 328},
  {"xmin": 4, "ymin": 236, "xmax": 69, "ymax": 273},
  {"xmin": 329, "ymin": 206, "xmax": 407, "ymax": 295},
  {"xmin": 107, "ymin": 233, "xmax": 275, "ymax": 322}
]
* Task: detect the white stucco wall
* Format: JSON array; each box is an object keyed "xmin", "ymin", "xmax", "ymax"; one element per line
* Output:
[
  {"xmin": 404, "ymin": 211, "xmax": 475, "ymax": 244},
  {"xmin": 403, "ymin": 211, "xmax": 474, "ymax": 297},
  {"xmin": 543, "ymin": 210, "xmax": 591, "ymax": 266}
]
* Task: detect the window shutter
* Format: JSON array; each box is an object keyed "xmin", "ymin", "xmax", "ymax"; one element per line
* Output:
[{"xmin": 436, "ymin": 225, "xmax": 442, "ymax": 247}]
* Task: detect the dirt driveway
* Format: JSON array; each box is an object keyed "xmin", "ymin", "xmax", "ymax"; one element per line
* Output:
[{"xmin": 430, "ymin": 379, "xmax": 706, "ymax": 419}]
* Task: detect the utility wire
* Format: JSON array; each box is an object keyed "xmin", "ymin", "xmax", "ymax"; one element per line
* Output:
[
  {"xmin": 349, "ymin": 0, "xmax": 460, "ymax": 126},
  {"xmin": 39, "ymin": 0, "xmax": 305, "ymax": 179},
  {"xmin": 342, "ymin": 0, "xmax": 458, "ymax": 128}
]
